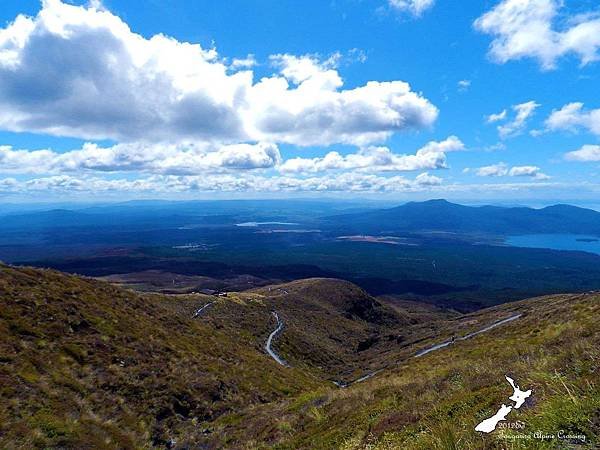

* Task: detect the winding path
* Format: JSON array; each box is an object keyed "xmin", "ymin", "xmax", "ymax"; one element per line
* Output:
[
  {"xmin": 265, "ymin": 311, "xmax": 287, "ymax": 366},
  {"xmin": 334, "ymin": 369, "xmax": 382, "ymax": 388},
  {"xmin": 414, "ymin": 314, "xmax": 522, "ymax": 358},
  {"xmin": 192, "ymin": 301, "xmax": 215, "ymax": 318},
  {"xmin": 335, "ymin": 313, "xmax": 523, "ymax": 388}
]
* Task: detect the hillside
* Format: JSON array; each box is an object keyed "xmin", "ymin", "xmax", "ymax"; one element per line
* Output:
[
  {"xmin": 1, "ymin": 264, "xmax": 599, "ymax": 449},
  {"xmin": 202, "ymin": 291, "xmax": 600, "ymax": 449},
  {"xmin": 0, "ymin": 264, "xmax": 321, "ymax": 449},
  {"xmin": 326, "ymin": 199, "xmax": 600, "ymax": 235},
  {"xmin": 164, "ymin": 278, "xmax": 414, "ymax": 382}
]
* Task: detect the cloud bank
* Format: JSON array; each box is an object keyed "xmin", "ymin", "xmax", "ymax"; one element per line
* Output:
[
  {"xmin": 0, "ymin": 142, "xmax": 282, "ymax": 175},
  {"xmin": 279, "ymin": 136, "xmax": 464, "ymax": 174},
  {"xmin": 0, "ymin": 172, "xmax": 443, "ymax": 195},
  {"xmin": 0, "ymin": 0, "xmax": 438, "ymax": 146}
]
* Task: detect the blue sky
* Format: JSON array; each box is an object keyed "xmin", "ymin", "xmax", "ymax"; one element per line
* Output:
[{"xmin": 0, "ymin": 0, "xmax": 599, "ymax": 203}]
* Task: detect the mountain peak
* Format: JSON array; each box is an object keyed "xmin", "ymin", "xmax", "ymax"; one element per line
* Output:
[
  {"xmin": 424, "ymin": 199, "xmax": 452, "ymax": 204},
  {"xmin": 408, "ymin": 199, "xmax": 454, "ymax": 206},
  {"xmin": 330, "ymin": 199, "xmax": 600, "ymax": 235}
]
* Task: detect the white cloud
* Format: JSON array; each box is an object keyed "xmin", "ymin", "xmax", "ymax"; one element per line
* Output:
[
  {"xmin": 458, "ymin": 80, "xmax": 471, "ymax": 91},
  {"xmin": 269, "ymin": 53, "xmax": 340, "ymax": 84},
  {"xmin": 0, "ymin": 1, "xmax": 437, "ymax": 146},
  {"xmin": 475, "ymin": 163, "xmax": 509, "ymax": 177},
  {"xmin": 346, "ymin": 48, "xmax": 368, "ymax": 64},
  {"xmin": 484, "ymin": 142, "xmax": 507, "ymax": 152},
  {"xmin": 5, "ymin": 174, "xmax": 589, "ymax": 199},
  {"xmin": 545, "ymin": 102, "xmax": 600, "ymax": 136},
  {"xmin": 475, "ymin": 0, "xmax": 600, "ymax": 70},
  {"xmin": 493, "ymin": 101, "xmax": 540, "ymax": 138},
  {"xmin": 417, "ymin": 136, "xmax": 465, "ymax": 154},
  {"xmin": 253, "ymin": 54, "xmax": 438, "ymax": 146},
  {"xmin": 442, "ymin": 180, "xmax": 581, "ymax": 194},
  {"xmin": 0, "ymin": 172, "xmax": 446, "ymax": 195},
  {"xmin": 5, "ymin": 174, "xmax": 597, "ymax": 199},
  {"xmin": 0, "ymin": 177, "xmax": 18, "ymax": 190},
  {"xmin": 278, "ymin": 136, "xmax": 464, "ymax": 173},
  {"xmin": 473, "ymin": 162, "xmax": 549, "ymax": 179},
  {"xmin": 487, "ymin": 109, "xmax": 507, "ymax": 123},
  {"xmin": 508, "ymin": 165, "xmax": 549, "ymax": 179},
  {"xmin": 0, "ymin": 142, "xmax": 282, "ymax": 175},
  {"xmin": 230, "ymin": 55, "xmax": 257, "ymax": 69},
  {"xmin": 564, "ymin": 144, "xmax": 600, "ymax": 162},
  {"xmin": 415, "ymin": 172, "xmax": 443, "ymax": 186},
  {"xmin": 0, "ymin": 137, "xmax": 465, "ymax": 177},
  {"xmin": 389, "ymin": 0, "xmax": 436, "ymax": 17}
]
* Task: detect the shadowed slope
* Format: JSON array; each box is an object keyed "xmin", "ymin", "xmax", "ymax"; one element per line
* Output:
[
  {"xmin": 0, "ymin": 264, "xmax": 320, "ymax": 449},
  {"xmin": 181, "ymin": 278, "xmax": 411, "ymax": 381}
]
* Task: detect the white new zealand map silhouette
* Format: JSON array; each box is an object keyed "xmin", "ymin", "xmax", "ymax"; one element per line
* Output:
[{"xmin": 475, "ymin": 376, "xmax": 532, "ymax": 433}]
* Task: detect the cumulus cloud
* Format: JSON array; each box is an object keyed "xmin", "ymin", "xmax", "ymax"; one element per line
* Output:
[
  {"xmin": 472, "ymin": 162, "xmax": 549, "ymax": 179},
  {"xmin": 490, "ymin": 101, "xmax": 540, "ymax": 138},
  {"xmin": 0, "ymin": 0, "xmax": 437, "ymax": 146},
  {"xmin": 475, "ymin": 163, "xmax": 509, "ymax": 177},
  {"xmin": 0, "ymin": 137, "xmax": 466, "ymax": 177},
  {"xmin": 0, "ymin": 142, "xmax": 281, "ymax": 175},
  {"xmin": 415, "ymin": 172, "xmax": 443, "ymax": 186},
  {"xmin": 278, "ymin": 136, "xmax": 464, "ymax": 173},
  {"xmin": 545, "ymin": 102, "xmax": 600, "ymax": 136},
  {"xmin": 269, "ymin": 53, "xmax": 340, "ymax": 84},
  {"xmin": 508, "ymin": 165, "xmax": 548, "ymax": 179},
  {"xmin": 388, "ymin": 0, "xmax": 435, "ymax": 17},
  {"xmin": 475, "ymin": 0, "xmax": 600, "ymax": 70},
  {"xmin": 564, "ymin": 144, "xmax": 600, "ymax": 162},
  {"xmin": 418, "ymin": 135, "xmax": 465, "ymax": 154},
  {"xmin": 253, "ymin": 56, "xmax": 438, "ymax": 146}
]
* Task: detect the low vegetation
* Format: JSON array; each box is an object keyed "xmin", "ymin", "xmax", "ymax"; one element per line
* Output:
[
  {"xmin": 0, "ymin": 264, "xmax": 320, "ymax": 449},
  {"xmin": 1, "ymin": 263, "xmax": 598, "ymax": 449},
  {"xmin": 203, "ymin": 293, "xmax": 600, "ymax": 449}
]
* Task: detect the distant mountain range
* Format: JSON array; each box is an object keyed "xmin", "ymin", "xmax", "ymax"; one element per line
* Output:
[
  {"xmin": 327, "ymin": 199, "xmax": 600, "ymax": 235},
  {"xmin": 3, "ymin": 199, "xmax": 599, "ymax": 236},
  {"xmin": 0, "ymin": 199, "xmax": 374, "ymax": 230}
]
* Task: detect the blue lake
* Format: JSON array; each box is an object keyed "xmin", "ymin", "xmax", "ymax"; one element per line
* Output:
[{"xmin": 506, "ymin": 234, "xmax": 600, "ymax": 255}]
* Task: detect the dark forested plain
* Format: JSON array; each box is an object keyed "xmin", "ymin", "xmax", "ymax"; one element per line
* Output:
[
  {"xmin": 2, "ymin": 199, "xmax": 600, "ymax": 449},
  {"xmin": 1, "ymin": 199, "xmax": 600, "ymax": 311}
]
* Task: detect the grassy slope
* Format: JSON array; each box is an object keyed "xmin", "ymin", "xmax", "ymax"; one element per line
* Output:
[
  {"xmin": 2, "ymin": 264, "xmax": 599, "ymax": 449},
  {"xmin": 165, "ymin": 278, "xmax": 411, "ymax": 382},
  {"xmin": 0, "ymin": 264, "xmax": 321, "ymax": 449},
  {"xmin": 203, "ymin": 292, "xmax": 600, "ymax": 449}
]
